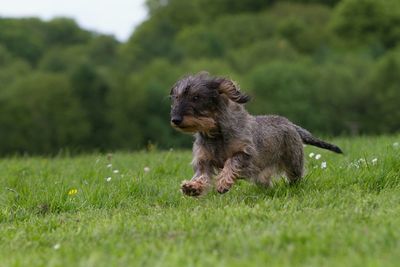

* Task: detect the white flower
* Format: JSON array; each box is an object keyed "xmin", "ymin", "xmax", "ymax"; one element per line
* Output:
[
  {"xmin": 349, "ymin": 162, "xmax": 357, "ymax": 169},
  {"xmin": 113, "ymin": 170, "xmax": 119, "ymax": 174},
  {"xmin": 315, "ymin": 154, "xmax": 321, "ymax": 160},
  {"xmin": 358, "ymin": 158, "xmax": 366, "ymax": 165},
  {"xmin": 351, "ymin": 162, "xmax": 360, "ymax": 169},
  {"xmin": 309, "ymin": 152, "xmax": 315, "ymax": 158},
  {"xmin": 53, "ymin": 243, "xmax": 61, "ymax": 250},
  {"xmin": 321, "ymin": 161, "xmax": 327, "ymax": 169},
  {"xmin": 371, "ymin": 158, "xmax": 378, "ymax": 165},
  {"xmin": 107, "ymin": 164, "xmax": 112, "ymax": 168},
  {"xmin": 106, "ymin": 177, "xmax": 112, "ymax": 182},
  {"xmin": 144, "ymin": 167, "xmax": 150, "ymax": 172},
  {"xmin": 393, "ymin": 142, "xmax": 399, "ymax": 148}
]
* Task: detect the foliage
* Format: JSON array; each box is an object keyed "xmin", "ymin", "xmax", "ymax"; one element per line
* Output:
[
  {"xmin": 0, "ymin": 0, "xmax": 400, "ymax": 154},
  {"xmin": 0, "ymin": 73, "xmax": 89, "ymax": 154},
  {"xmin": 331, "ymin": 0, "xmax": 400, "ymax": 48},
  {"xmin": 362, "ymin": 47, "xmax": 400, "ymax": 133}
]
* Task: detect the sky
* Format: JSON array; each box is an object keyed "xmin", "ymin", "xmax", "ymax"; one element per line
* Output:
[{"xmin": 0, "ymin": 0, "xmax": 148, "ymax": 41}]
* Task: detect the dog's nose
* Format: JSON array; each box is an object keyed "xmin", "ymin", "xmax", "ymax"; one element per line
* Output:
[{"xmin": 171, "ymin": 116, "xmax": 183, "ymax": 126}]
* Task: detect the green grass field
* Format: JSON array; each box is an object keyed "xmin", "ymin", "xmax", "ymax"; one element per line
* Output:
[{"xmin": 1, "ymin": 136, "xmax": 399, "ymax": 267}]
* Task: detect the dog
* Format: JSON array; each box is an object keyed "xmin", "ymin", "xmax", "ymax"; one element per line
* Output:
[{"xmin": 169, "ymin": 72, "xmax": 342, "ymax": 196}]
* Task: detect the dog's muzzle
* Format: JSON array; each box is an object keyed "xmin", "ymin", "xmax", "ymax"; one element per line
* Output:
[{"xmin": 171, "ymin": 115, "xmax": 183, "ymax": 126}]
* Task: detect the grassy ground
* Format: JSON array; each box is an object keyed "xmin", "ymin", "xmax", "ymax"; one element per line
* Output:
[{"xmin": 0, "ymin": 136, "xmax": 399, "ymax": 267}]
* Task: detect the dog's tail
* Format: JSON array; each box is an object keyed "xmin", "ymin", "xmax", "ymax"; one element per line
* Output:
[{"xmin": 294, "ymin": 125, "xmax": 343, "ymax": 154}]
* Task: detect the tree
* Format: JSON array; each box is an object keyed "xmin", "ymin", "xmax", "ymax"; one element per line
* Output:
[
  {"xmin": 331, "ymin": 0, "xmax": 400, "ymax": 48},
  {"xmin": 0, "ymin": 73, "xmax": 89, "ymax": 154},
  {"xmin": 362, "ymin": 48, "xmax": 400, "ymax": 133},
  {"xmin": 69, "ymin": 62, "xmax": 112, "ymax": 149}
]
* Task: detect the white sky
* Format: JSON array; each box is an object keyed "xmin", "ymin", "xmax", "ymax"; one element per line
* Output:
[{"xmin": 0, "ymin": 0, "xmax": 148, "ymax": 41}]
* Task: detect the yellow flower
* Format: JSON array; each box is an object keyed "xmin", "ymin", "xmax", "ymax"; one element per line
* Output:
[{"xmin": 68, "ymin": 189, "xmax": 78, "ymax": 195}]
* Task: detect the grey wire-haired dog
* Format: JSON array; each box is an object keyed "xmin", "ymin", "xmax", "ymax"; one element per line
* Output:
[{"xmin": 170, "ymin": 72, "xmax": 342, "ymax": 196}]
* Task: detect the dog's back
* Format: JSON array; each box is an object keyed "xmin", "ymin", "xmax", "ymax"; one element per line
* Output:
[{"xmin": 250, "ymin": 115, "xmax": 304, "ymax": 180}]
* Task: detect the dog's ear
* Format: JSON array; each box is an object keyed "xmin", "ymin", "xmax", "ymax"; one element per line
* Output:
[{"xmin": 208, "ymin": 77, "xmax": 250, "ymax": 104}]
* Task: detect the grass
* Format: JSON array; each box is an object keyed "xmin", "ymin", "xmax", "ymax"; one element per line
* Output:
[{"xmin": 0, "ymin": 135, "xmax": 399, "ymax": 267}]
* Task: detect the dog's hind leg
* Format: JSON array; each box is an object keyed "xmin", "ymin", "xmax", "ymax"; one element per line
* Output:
[
  {"xmin": 282, "ymin": 143, "xmax": 304, "ymax": 184},
  {"xmin": 254, "ymin": 167, "xmax": 275, "ymax": 187}
]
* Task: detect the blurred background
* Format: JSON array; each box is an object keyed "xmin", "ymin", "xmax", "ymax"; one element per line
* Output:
[{"xmin": 0, "ymin": 0, "xmax": 399, "ymax": 155}]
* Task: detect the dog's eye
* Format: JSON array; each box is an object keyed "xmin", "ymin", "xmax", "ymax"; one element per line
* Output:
[{"xmin": 192, "ymin": 95, "xmax": 199, "ymax": 101}]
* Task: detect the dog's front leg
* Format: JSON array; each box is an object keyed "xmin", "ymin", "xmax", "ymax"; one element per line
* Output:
[
  {"xmin": 216, "ymin": 153, "xmax": 249, "ymax": 194},
  {"xmin": 181, "ymin": 164, "xmax": 212, "ymax": 197}
]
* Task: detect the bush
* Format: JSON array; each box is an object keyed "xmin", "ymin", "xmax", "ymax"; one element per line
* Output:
[
  {"xmin": 227, "ymin": 39, "xmax": 300, "ymax": 73},
  {"xmin": 245, "ymin": 60, "xmax": 319, "ymax": 128},
  {"xmin": 362, "ymin": 47, "xmax": 400, "ymax": 133},
  {"xmin": 331, "ymin": 0, "xmax": 400, "ymax": 48},
  {"xmin": 0, "ymin": 73, "xmax": 89, "ymax": 154}
]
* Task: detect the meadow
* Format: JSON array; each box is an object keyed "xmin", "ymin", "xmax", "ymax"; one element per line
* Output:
[{"xmin": 0, "ymin": 135, "xmax": 399, "ymax": 267}]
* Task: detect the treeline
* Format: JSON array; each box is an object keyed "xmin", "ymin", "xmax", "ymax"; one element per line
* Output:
[{"xmin": 0, "ymin": 0, "xmax": 400, "ymax": 155}]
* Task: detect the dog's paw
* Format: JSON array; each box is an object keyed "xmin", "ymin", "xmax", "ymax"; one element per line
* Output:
[
  {"xmin": 216, "ymin": 178, "xmax": 233, "ymax": 194},
  {"xmin": 180, "ymin": 180, "xmax": 208, "ymax": 197}
]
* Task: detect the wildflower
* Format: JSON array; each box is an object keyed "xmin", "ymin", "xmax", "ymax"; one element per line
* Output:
[
  {"xmin": 321, "ymin": 161, "xmax": 327, "ymax": 169},
  {"xmin": 68, "ymin": 189, "xmax": 78, "ymax": 195},
  {"xmin": 357, "ymin": 158, "xmax": 366, "ymax": 166},
  {"xmin": 315, "ymin": 154, "xmax": 321, "ymax": 160},
  {"xmin": 107, "ymin": 164, "xmax": 112, "ymax": 168},
  {"xmin": 113, "ymin": 170, "xmax": 119, "ymax": 174},
  {"xmin": 309, "ymin": 152, "xmax": 315, "ymax": 158},
  {"xmin": 106, "ymin": 177, "xmax": 112, "ymax": 182},
  {"xmin": 349, "ymin": 161, "xmax": 360, "ymax": 169},
  {"xmin": 144, "ymin": 167, "xmax": 150, "ymax": 172},
  {"xmin": 53, "ymin": 243, "xmax": 61, "ymax": 250},
  {"xmin": 358, "ymin": 158, "xmax": 365, "ymax": 163},
  {"xmin": 371, "ymin": 158, "xmax": 378, "ymax": 165}
]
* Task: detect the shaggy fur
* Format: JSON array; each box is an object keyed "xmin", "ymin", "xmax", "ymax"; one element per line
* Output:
[{"xmin": 170, "ymin": 72, "xmax": 343, "ymax": 196}]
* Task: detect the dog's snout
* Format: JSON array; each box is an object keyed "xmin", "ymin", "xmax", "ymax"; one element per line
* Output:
[{"xmin": 171, "ymin": 116, "xmax": 183, "ymax": 126}]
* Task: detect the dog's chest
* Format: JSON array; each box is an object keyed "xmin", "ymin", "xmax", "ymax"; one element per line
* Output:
[{"xmin": 200, "ymin": 137, "xmax": 239, "ymax": 168}]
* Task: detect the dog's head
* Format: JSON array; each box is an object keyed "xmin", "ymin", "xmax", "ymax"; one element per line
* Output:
[{"xmin": 169, "ymin": 72, "xmax": 250, "ymax": 134}]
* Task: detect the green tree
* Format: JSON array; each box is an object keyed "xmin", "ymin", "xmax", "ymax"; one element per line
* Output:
[
  {"xmin": 362, "ymin": 48, "xmax": 400, "ymax": 133},
  {"xmin": 0, "ymin": 18, "xmax": 46, "ymax": 64},
  {"xmin": 45, "ymin": 17, "xmax": 91, "ymax": 46},
  {"xmin": 227, "ymin": 39, "xmax": 300, "ymax": 73},
  {"xmin": 69, "ymin": 62, "xmax": 112, "ymax": 149},
  {"xmin": 0, "ymin": 73, "xmax": 89, "ymax": 154},
  {"xmin": 331, "ymin": 0, "xmax": 400, "ymax": 48},
  {"xmin": 245, "ymin": 61, "xmax": 320, "ymax": 130}
]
